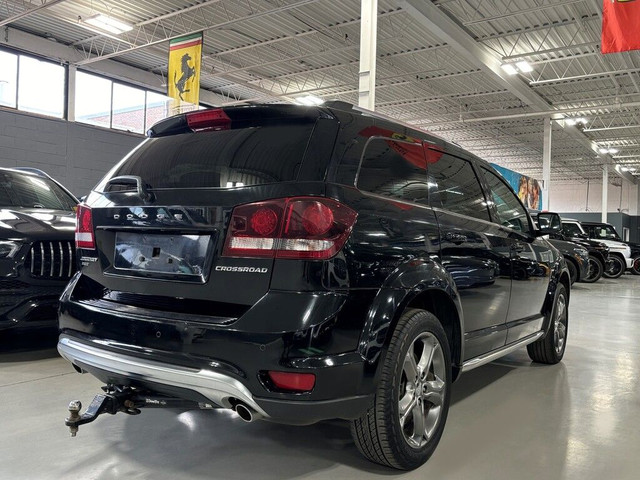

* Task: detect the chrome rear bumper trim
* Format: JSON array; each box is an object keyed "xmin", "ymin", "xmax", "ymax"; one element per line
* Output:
[{"xmin": 57, "ymin": 336, "xmax": 268, "ymax": 417}]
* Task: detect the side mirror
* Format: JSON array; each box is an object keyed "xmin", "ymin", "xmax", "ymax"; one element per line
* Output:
[{"xmin": 536, "ymin": 212, "xmax": 562, "ymax": 236}]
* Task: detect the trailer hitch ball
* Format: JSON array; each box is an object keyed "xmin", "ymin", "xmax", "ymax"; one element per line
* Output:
[{"xmin": 67, "ymin": 400, "xmax": 82, "ymax": 437}]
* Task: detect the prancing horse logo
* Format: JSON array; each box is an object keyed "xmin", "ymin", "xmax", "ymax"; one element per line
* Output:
[{"xmin": 174, "ymin": 53, "xmax": 196, "ymax": 101}]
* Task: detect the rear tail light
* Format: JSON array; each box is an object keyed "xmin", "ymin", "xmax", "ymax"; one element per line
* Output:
[
  {"xmin": 186, "ymin": 109, "xmax": 231, "ymax": 132},
  {"xmin": 222, "ymin": 197, "xmax": 357, "ymax": 260},
  {"xmin": 267, "ymin": 371, "xmax": 316, "ymax": 392},
  {"xmin": 75, "ymin": 205, "xmax": 95, "ymax": 249}
]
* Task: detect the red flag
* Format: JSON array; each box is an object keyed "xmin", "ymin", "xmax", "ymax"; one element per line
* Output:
[{"xmin": 601, "ymin": 0, "xmax": 640, "ymax": 54}]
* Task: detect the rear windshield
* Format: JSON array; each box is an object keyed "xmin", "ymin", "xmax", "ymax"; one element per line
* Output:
[
  {"xmin": 110, "ymin": 124, "xmax": 314, "ymax": 189},
  {"xmin": 0, "ymin": 171, "xmax": 76, "ymax": 211}
]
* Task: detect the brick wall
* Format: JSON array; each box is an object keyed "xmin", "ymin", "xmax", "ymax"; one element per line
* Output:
[{"xmin": 0, "ymin": 108, "xmax": 143, "ymax": 197}]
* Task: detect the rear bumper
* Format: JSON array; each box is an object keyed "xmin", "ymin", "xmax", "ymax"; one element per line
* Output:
[
  {"xmin": 58, "ymin": 335, "xmax": 372, "ymax": 425},
  {"xmin": 58, "ymin": 335, "xmax": 268, "ymax": 416}
]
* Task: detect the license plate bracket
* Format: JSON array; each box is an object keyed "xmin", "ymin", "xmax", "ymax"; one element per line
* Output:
[{"xmin": 114, "ymin": 232, "xmax": 212, "ymax": 279}]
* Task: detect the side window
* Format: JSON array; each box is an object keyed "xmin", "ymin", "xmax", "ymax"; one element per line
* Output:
[
  {"xmin": 481, "ymin": 167, "xmax": 531, "ymax": 233},
  {"xmin": 427, "ymin": 153, "xmax": 491, "ymax": 221},
  {"xmin": 357, "ymin": 138, "xmax": 430, "ymax": 205},
  {"xmin": 562, "ymin": 222, "xmax": 581, "ymax": 236}
]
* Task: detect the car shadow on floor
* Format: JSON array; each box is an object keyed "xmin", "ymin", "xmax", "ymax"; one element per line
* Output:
[{"xmin": 59, "ymin": 362, "xmax": 522, "ymax": 479}]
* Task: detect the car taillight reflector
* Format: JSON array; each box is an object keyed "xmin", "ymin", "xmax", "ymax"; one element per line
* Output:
[
  {"xmin": 268, "ymin": 371, "xmax": 316, "ymax": 392},
  {"xmin": 186, "ymin": 109, "xmax": 231, "ymax": 132},
  {"xmin": 75, "ymin": 205, "xmax": 95, "ymax": 249},
  {"xmin": 250, "ymin": 208, "xmax": 278, "ymax": 236},
  {"xmin": 222, "ymin": 197, "xmax": 357, "ymax": 260}
]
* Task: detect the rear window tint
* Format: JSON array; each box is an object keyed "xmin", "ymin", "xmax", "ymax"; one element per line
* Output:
[
  {"xmin": 110, "ymin": 124, "xmax": 314, "ymax": 189},
  {"xmin": 357, "ymin": 138, "xmax": 429, "ymax": 205}
]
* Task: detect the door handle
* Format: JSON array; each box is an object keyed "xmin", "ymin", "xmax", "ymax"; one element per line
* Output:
[{"xmin": 444, "ymin": 232, "xmax": 467, "ymax": 245}]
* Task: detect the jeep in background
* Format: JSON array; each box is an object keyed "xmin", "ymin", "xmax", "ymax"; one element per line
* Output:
[
  {"xmin": 580, "ymin": 221, "xmax": 640, "ymax": 276},
  {"xmin": 0, "ymin": 168, "xmax": 77, "ymax": 332},
  {"xmin": 561, "ymin": 219, "xmax": 631, "ymax": 279},
  {"xmin": 58, "ymin": 103, "xmax": 570, "ymax": 470}
]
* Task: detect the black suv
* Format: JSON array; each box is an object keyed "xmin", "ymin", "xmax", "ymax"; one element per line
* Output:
[
  {"xmin": 0, "ymin": 168, "xmax": 77, "ymax": 331},
  {"xmin": 58, "ymin": 104, "xmax": 570, "ymax": 470},
  {"xmin": 580, "ymin": 221, "xmax": 640, "ymax": 275}
]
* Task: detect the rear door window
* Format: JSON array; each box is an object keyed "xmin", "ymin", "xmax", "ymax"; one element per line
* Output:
[
  {"xmin": 110, "ymin": 124, "xmax": 315, "ymax": 189},
  {"xmin": 356, "ymin": 137, "xmax": 430, "ymax": 205},
  {"xmin": 427, "ymin": 152, "xmax": 491, "ymax": 221}
]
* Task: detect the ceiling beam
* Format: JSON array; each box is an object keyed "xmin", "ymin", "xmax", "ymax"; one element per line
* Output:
[
  {"xmin": 462, "ymin": 0, "xmax": 584, "ymax": 26},
  {"xmin": 0, "ymin": 0, "xmax": 67, "ymax": 27},
  {"xmin": 502, "ymin": 42, "xmax": 599, "ymax": 61},
  {"xmin": 410, "ymin": 101, "xmax": 640, "ymax": 126},
  {"xmin": 398, "ymin": 0, "xmax": 550, "ymax": 111},
  {"xmin": 76, "ymin": 0, "xmax": 321, "ymax": 66},
  {"xmin": 71, "ymin": 0, "xmax": 225, "ymax": 47},
  {"xmin": 530, "ymin": 67, "xmax": 640, "ymax": 85},
  {"xmin": 398, "ymin": 0, "xmax": 636, "ymax": 185}
]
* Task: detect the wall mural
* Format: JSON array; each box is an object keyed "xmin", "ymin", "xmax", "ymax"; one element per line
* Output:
[{"xmin": 491, "ymin": 163, "xmax": 543, "ymax": 211}]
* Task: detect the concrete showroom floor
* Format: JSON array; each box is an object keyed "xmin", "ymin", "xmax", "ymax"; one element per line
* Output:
[{"xmin": 1, "ymin": 275, "xmax": 639, "ymax": 480}]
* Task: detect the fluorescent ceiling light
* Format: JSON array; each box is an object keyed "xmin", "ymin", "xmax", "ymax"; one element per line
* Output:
[
  {"xmin": 85, "ymin": 14, "xmax": 133, "ymax": 35},
  {"xmin": 600, "ymin": 147, "xmax": 620, "ymax": 155},
  {"xmin": 516, "ymin": 61, "xmax": 534, "ymax": 73},
  {"xmin": 628, "ymin": 167, "xmax": 637, "ymax": 172},
  {"xmin": 296, "ymin": 95, "xmax": 324, "ymax": 106},
  {"xmin": 566, "ymin": 117, "xmax": 587, "ymax": 127},
  {"xmin": 501, "ymin": 64, "xmax": 518, "ymax": 75}
]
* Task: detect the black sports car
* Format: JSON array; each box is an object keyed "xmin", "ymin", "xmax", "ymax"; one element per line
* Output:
[{"xmin": 0, "ymin": 167, "xmax": 77, "ymax": 331}]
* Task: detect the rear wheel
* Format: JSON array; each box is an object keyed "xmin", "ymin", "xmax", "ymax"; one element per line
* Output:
[
  {"xmin": 527, "ymin": 283, "xmax": 568, "ymax": 364},
  {"xmin": 581, "ymin": 255, "xmax": 603, "ymax": 283},
  {"xmin": 603, "ymin": 255, "xmax": 625, "ymax": 279},
  {"xmin": 350, "ymin": 309, "xmax": 451, "ymax": 470},
  {"xmin": 565, "ymin": 258, "xmax": 578, "ymax": 285},
  {"xmin": 631, "ymin": 256, "xmax": 640, "ymax": 276}
]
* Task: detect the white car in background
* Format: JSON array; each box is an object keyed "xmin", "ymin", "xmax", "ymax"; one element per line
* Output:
[{"xmin": 561, "ymin": 219, "xmax": 631, "ymax": 279}]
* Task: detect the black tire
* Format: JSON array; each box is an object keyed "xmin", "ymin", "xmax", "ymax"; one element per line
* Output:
[
  {"xmin": 565, "ymin": 258, "xmax": 578, "ymax": 285},
  {"xmin": 603, "ymin": 255, "xmax": 625, "ymax": 279},
  {"xmin": 527, "ymin": 283, "xmax": 568, "ymax": 364},
  {"xmin": 631, "ymin": 256, "xmax": 640, "ymax": 276},
  {"xmin": 350, "ymin": 308, "xmax": 451, "ymax": 470},
  {"xmin": 581, "ymin": 255, "xmax": 603, "ymax": 283}
]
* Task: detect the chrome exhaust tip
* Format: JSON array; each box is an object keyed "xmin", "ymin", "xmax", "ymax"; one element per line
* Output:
[{"xmin": 234, "ymin": 403, "xmax": 262, "ymax": 422}]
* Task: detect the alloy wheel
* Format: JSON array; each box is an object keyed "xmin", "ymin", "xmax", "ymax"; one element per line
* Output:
[
  {"xmin": 398, "ymin": 332, "xmax": 446, "ymax": 449},
  {"xmin": 553, "ymin": 293, "xmax": 568, "ymax": 356}
]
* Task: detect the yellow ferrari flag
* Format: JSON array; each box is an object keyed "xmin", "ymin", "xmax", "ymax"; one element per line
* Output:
[{"xmin": 168, "ymin": 33, "xmax": 203, "ymax": 113}]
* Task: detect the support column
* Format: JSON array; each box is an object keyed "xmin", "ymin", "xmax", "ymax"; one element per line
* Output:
[
  {"xmin": 602, "ymin": 164, "xmax": 608, "ymax": 223},
  {"xmin": 358, "ymin": 0, "xmax": 378, "ymax": 111},
  {"xmin": 542, "ymin": 116, "xmax": 552, "ymax": 211},
  {"xmin": 67, "ymin": 64, "xmax": 76, "ymax": 122}
]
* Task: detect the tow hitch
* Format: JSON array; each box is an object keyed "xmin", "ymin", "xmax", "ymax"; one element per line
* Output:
[{"xmin": 65, "ymin": 385, "xmax": 207, "ymax": 436}]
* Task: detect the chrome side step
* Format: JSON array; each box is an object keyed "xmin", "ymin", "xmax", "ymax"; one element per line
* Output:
[{"xmin": 461, "ymin": 331, "xmax": 544, "ymax": 373}]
